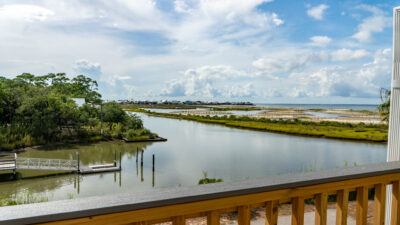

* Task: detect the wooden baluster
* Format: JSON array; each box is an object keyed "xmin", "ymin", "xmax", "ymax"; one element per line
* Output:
[
  {"xmin": 207, "ymin": 211, "xmax": 220, "ymax": 225},
  {"xmin": 392, "ymin": 181, "xmax": 400, "ymax": 225},
  {"xmin": 265, "ymin": 200, "xmax": 279, "ymax": 225},
  {"xmin": 238, "ymin": 205, "xmax": 251, "ymax": 225},
  {"xmin": 374, "ymin": 183, "xmax": 386, "ymax": 225},
  {"xmin": 291, "ymin": 197, "xmax": 304, "ymax": 225},
  {"xmin": 356, "ymin": 186, "xmax": 368, "ymax": 225},
  {"xmin": 315, "ymin": 193, "xmax": 328, "ymax": 225},
  {"xmin": 336, "ymin": 189, "xmax": 349, "ymax": 225},
  {"xmin": 173, "ymin": 216, "xmax": 185, "ymax": 225}
]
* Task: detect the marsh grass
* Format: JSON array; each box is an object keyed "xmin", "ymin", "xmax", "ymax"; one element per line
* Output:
[
  {"xmin": 127, "ymin": 108, "xmax": 388, "ymax": 142},
  {"xmin": 0, "ymin": 189, "xmax": 50, "ymax": 206}
]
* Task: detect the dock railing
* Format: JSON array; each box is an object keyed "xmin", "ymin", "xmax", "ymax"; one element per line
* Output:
[{"xmin": 2, "ymin": 161, "xmax": 400, "ymax": 225}]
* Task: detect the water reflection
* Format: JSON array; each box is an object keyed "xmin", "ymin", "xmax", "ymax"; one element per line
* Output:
[{"xmin": 0, "ymin": 113, "xmax": 387, "ymax": 202}]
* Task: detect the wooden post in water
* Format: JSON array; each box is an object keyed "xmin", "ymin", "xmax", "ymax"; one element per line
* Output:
[
  {"xmin": 77, "ymin": 153, "xmax": 80, "ymax": 173},
  {"xmin": 141, "ymin": 150, "xmax": 144, "ymax": 182},
  {"xmin": 114, "ymin": 150, "xmax": 117, "ymax": 167},
  {"xmin": 152, "ymin": 154, "xmax": 155, "ymax": 187},
  {"xmin": 13, "ymin": 153, "xmax": 17, "ymax": 177},
  {"xmin": 119, "ymin": 151, "xmax": 122, "ymax": 170}
]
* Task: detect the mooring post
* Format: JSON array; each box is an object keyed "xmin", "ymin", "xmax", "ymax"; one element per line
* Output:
[
  {"xmin": 136, "ymin": 147, "xmax": 138, "ymax": 163},
  {"xmin": 141, "ymin": 150, "xmax": 144, "ymax": 168},
  {"xmin": 119, "ymin": 151, "xmax": 122, "ymax": 170},
  {"xmin": 152, "ymin": 154, "xmax": 155, "ymax": 172},
  {"xmin": 141, "ymin": 150, "xmax": 144, "ymax": 182},
  {"xmin": 13, "ymin": 153, "xmax": 17, "ymax": 177},
  {"xmin": 152, "ymin": 154, "xmax": 155, "ymax": 187},
  {"xmin": 77, "ymin": 153, "xmax": 80, "ymax": 173},
  {"xmin": 114, "ymin": 150, "xmax": 117, "ymax": 167}
]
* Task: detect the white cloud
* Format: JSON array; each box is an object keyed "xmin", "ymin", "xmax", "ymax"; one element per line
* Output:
[
  {"xmin": 309, "ymin": 36, "xmax": 331, "ymax": 47},
  {"xmin": 252, "ymin": 51, "xmax": 329, "ymax": 74},
  {"xmin": 0, "ymin": 4, "xmax": 54, "ymax": 22},
  {"xmin": 227, "ymin": 83, "xmax": 256, "ymax": 98},
  {"xmin": 274, "ymin": 48, "xmax": 391, "ymax": 98},
  {"xmin": 352, "ymin": 5, "xmax": 391, "ymax": 42},
  {"xmin": 161, "ymin": 65, "xmax": 248, "ymax": 98},
  {"xmin": 307, "ymin": 4, "xmax": 329, "ymax": 20},
  {"xmin": 331, "ymin": 49, "xmax": 370, "ymax": 61}
]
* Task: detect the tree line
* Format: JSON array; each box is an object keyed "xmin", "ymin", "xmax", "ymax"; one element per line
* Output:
[{"xmin": 0, "ymin": 73, "xmax": 144, "ymax": 151}]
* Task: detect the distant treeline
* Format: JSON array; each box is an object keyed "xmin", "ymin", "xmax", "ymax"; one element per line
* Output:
[{"xmin": 0, "ymin": 73, "xmax": 145, "ymax": 151}]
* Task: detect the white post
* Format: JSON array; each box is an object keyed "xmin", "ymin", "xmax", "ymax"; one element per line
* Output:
[{"xmin": 386, "ymin": 7, "xmax": 400, "ymax": 224}]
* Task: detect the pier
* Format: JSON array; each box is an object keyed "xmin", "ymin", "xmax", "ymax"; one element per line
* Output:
[{"xmin": 0, "ymin": 153, "xmax": 121, "ymax": 175}]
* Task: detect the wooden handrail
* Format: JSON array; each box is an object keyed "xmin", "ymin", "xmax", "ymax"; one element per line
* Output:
[{"xmin": 3, "ymin": 161, "xmax": 400, "ymax": 225}]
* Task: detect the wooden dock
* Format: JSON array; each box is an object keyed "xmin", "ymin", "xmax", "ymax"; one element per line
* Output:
[
  {"xmin": 79, "ymin": 163, "xmax": 120, "ymax": 174},
  {"xmin": 123, "ymin": 137, "xmax": 167, "ymax": 143},
  {"xmin": 0, "ymin": 153, "xmax": 121, "ymax": 176}
]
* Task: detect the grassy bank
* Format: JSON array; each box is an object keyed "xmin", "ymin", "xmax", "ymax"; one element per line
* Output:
[{"xmin": 127, "ymin": 108, "xmax": 388, "ymax": 142}]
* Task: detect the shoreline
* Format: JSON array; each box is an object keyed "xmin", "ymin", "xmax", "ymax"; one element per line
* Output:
[{"xmin": 127, "ymin": 108, "xmax": 388, "ymax": 143}]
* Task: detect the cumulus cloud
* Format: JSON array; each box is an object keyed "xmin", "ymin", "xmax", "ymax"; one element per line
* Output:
[
  {"xmin": 0, "ymin": 4, "xmax": 54, "ymax": 22},
  {"xmin": 252, "ymin": 51, "xmax": 329, "ymax": 74},
  {"xmin": 276, "ymin": 48, "xmax": 391, "ymax": 98},
  {"xmin": 309, "ymin": 36, "xmax": 331, "ymax": 47},
  {"xmin": 307, "ymin": 4, "xmax": 329, "ymax": 20},
  {"xmin": 352, "ymin": 5, "xmax": 391, "ymax": 42},
  {"xmin": 161, "ymin": 65, "xmax": 248, "ymax": 98},
  {"xmin": 331, "ymin": 49, "xmax": 370, "ymax": 61}
]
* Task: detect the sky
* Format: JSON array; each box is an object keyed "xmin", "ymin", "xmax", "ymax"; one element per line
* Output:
[{"xmin": 0, "ymin": 0, "xmax": 398, "ymax": 104}]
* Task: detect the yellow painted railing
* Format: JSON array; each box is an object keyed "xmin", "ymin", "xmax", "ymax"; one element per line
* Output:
[{"xmin": 2, "ymin": 162, "xmax": 400, "ymax": 225}]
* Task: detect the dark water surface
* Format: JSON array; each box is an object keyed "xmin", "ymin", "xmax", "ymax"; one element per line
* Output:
[{"xmin": 0, "ymin": 113, "xmax": 387, "ymax": 202}]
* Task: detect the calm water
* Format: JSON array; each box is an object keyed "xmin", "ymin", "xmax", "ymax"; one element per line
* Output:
[{"xmin": 0, "ymin": 113, "xmax": 387, "ymax": 202}]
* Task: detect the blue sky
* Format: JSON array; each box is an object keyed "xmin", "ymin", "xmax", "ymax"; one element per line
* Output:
[{"xmin": 0, "ymin": 0, "xmax": 398, "ymax": 104}]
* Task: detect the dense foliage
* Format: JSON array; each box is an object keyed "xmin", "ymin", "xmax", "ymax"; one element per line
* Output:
[
  {"xmin": 0, "ymin": 73, "xmax": 144, "ymax": 151},
  {"xmin": 378, "ymin": 88, "xmax": 390, "ymax": 123}
]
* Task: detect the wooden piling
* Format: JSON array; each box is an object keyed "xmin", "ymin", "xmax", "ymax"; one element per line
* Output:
[
  {"xmin": 77, "ymin": 153, "xmax": 80, "ymax": 173},
  {"xmin": 141, "ymin": 150, "xmax": 144, "ymax": 182},
  {"xmin": 119, "ymin": 151, "xmax": 122, "ymax": 170},
  {"xmin": 114, "ymin": 150, "xmax": 117, "ymax": 167},
  {"xmin": 141, "ymin": 150, "xmax": 144, "ymax": 168},
  {"xmin": 152, "ymin": 154, "xmax": 155, "ymax": 187}
]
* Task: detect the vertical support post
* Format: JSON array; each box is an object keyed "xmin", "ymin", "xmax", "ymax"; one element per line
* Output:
[
  {"xmin": 119, "ymin": 151, "xmax": 122, "ymax": 169},
  {"xmin": 114, "ymin": 150, "xmax": 117, "ymax": 167},
  {"xmin": 141, "ymin": 150, "xmax": 144, "ymax": 167},
  {"xmin": 375, "ymin": 183, "xmax": 386, "ymax": 225},
  {"xmin": 392, "ymin": 181, "xmax": 400, "ymax": 225},
  {"xmin": 265, "ymin": 200, "xmax": 279, "ymax": 225},
  {"xmin": 336, "ymin": 189, "xmax": 349, "ymax": 225},
  {"xmin": 356, "ymin": 186, "xmax": 368, "ymax": 225},
  {"xmin": 152, "ymin": 154, "xmax": 155, "ymax": 187},
  {"xmin": 237, "ymin": 205, "xmax": 251, "ymax": 225},
  {"xmin": 77, "ymin": 152, "xmax": 80, "ymax": 173},
  {"xmin": 315, "ymin": 193, "xmax": 328, "ymax": 225},
  {"xmin": 141, "ymin": 150, "xmax": 144, "ymax": 182},
  {"xmin": 207, "ymin": 211, "xmax": 220, "ymax": 225},
  {"xmin": 13, "ymin": 153, "xmax": 17, "ymax": 176},
  {"xmin": 386, "ymin": 7, "xmax": 400, "ymax": 225},
  {"xmin": 291, "ymin": 197, "xmax": 305, "ymax": 225},
  {"xmin": 172, "ymin": 216, "xmax": 185, "ymax": 225}
]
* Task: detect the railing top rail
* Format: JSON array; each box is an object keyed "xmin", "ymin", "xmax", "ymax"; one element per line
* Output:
[{"xmin": 2, "ymin": 161, "xmax": 400, "ymax": 225}]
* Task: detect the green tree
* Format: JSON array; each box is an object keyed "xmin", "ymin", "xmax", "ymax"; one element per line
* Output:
[
  {"xmin": 378, "ymin": 88, "xmax": 390, "ymax": 123},
  {"xmin": 102, "ymin": 102, "xmax": 126, "ymax": 129}
]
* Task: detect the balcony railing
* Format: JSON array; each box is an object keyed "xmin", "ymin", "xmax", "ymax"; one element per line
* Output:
[{"xmin": 2, "ymin": 161, "xmax": 400, "ymax": 225}]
